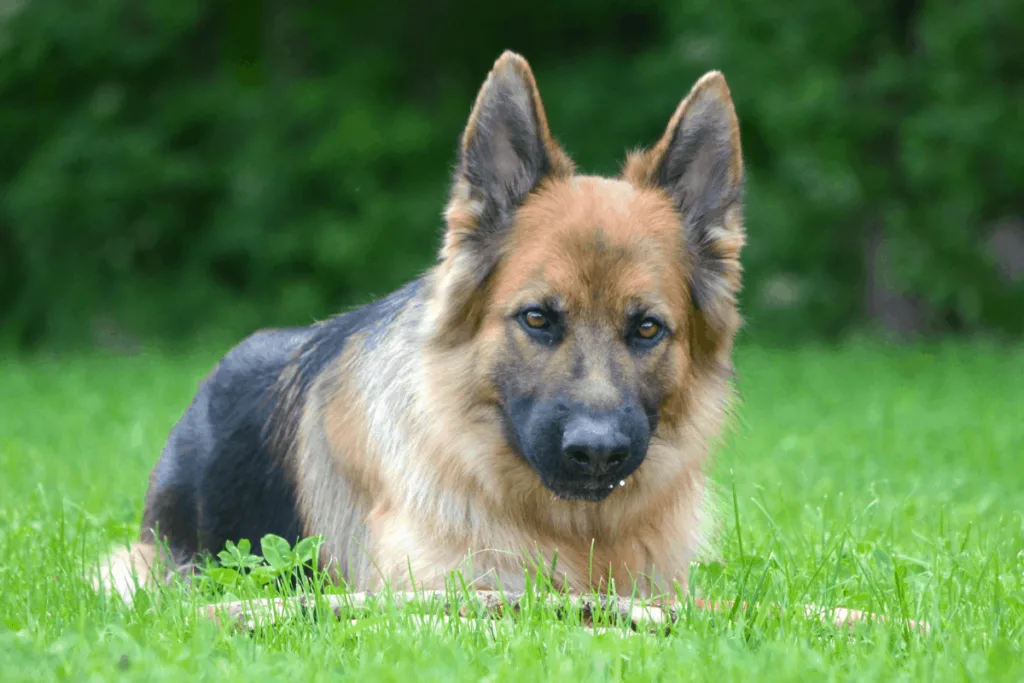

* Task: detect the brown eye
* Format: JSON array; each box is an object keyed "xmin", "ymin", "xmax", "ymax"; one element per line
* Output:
[
  {"xmin": 523, "ymin": 310, "xmax": 549, "ymax": 329},
  {"xmin": 636, "ymin": 318, "xmax": 662, "ymax": 340}
]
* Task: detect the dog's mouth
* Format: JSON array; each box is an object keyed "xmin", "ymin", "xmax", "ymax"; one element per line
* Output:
[{"xmin": 544, "ymin": 475, "xmax": 632, "ymax": 503}]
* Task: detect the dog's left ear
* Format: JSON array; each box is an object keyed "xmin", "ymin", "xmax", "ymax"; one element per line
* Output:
[
  {"xmin": 427, "ymin": 51, "xmax": 574, "ymax": 345},
  {"xmin": 624, "ymin": 71, "xmax": 745, "ymax": 335}
]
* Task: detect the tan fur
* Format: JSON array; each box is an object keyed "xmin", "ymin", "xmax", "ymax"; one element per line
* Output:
[
  {"xmin": 98, "ymin": 51, "xmax": 743, "ymax": 605},
  {"xmin": 93, "ymin": 542, "xmax": 162, "ymax": 605}
]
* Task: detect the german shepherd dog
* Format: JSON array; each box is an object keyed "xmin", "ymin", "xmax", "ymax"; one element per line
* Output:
[{"xmin": 98, "ymin": 50, "xmax": 748, "ymax": 607}]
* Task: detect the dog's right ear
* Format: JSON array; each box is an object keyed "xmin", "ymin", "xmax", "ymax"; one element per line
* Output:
[
  {"xmin": 426, "ymin": 51, "xmax": 574, "ymax": 345},
  {"xmin": 443, "ymin": 50, "xmax": 574, "ymax": 264}
]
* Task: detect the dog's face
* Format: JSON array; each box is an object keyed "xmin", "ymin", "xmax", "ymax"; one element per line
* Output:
[
  {"xmin": 485, "ymin": 180, "xmax": 694, "ymax": 501},
  {"xmin": 430, "ymin": 52, "xmax": 745, "ymax": 502}
]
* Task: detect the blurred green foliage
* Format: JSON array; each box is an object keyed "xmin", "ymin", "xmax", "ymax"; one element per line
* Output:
[{"xmin": 1, "ymin": 0, "xmax": 1022, "ymax": 350}]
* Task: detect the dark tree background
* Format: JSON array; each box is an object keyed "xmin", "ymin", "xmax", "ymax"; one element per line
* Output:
[{"xmin": 1, "ymin": 0, "xmax": 1022, "ymax": 351}]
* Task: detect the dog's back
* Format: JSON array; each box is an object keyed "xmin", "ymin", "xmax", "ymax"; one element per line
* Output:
[{"xmin": 140, "ymin": 327, "xmax": 310, "ymax": 563}]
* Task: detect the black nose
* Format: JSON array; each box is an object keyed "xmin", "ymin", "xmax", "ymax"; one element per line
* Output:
[{"xmin": 561, "ymin": 415, "xmax": 632, "ymax": 475}]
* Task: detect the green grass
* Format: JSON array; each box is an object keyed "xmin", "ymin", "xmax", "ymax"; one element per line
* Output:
[{"xmin": 1, "ymin": 340, "xmax": 1022, "ymax": 681}]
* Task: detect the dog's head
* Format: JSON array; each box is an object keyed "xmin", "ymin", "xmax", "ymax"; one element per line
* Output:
[{"xmin": 426, "ymin": 52, "xmax": 744, "ymax": 503}]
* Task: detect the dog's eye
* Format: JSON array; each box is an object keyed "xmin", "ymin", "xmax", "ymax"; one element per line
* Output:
[
  {"xmin": 517, "ymin": 306, "xmax": 565, "ymax": 346},
  {"xmin": 636, "ymin": 319, "xmax": 662, "ymax": 339},
  {"xmin": 629, "ymin": 316, "xmax": 665, "ymax": 347},
  {"xmin": 522, "ymin": 309, "xmax": 550, "ymax": 330}
]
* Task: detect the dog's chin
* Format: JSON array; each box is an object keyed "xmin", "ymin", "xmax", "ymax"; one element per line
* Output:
[{"xmin": 550, "ymin": 483, "xmax": 616, "ymax": 503}]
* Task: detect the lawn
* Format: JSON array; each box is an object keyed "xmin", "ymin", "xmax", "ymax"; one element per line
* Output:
[{"xmin": 1, "ymin": 340, "xmax": 1022, "ymax": 681}]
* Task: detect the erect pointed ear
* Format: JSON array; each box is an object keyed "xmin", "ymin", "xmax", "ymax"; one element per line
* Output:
[
  {"xmin": 443, "ymin": 50, "xmax": 574, "ymax": 258},
  {"xmin": 427, "ymin": 51, "xmax": 574, "ymax": 345},
  {"xmin": 624, "ymin": 71, "xmax": 745, "ymax": 336}
]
